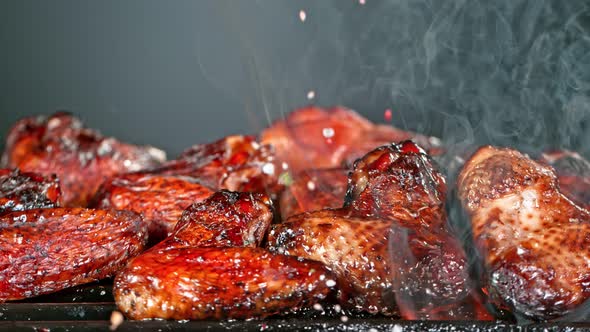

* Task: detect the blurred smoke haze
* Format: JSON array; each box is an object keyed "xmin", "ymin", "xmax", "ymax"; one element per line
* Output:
[{"xmin": 0, "ymin": 0, "xmax": 589, "ymax": 158}]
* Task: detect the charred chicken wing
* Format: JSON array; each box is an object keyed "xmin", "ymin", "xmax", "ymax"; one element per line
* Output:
[
  {"xmin": 268, "ymin": 141, "xmax": 471, "ymax": 317},
  {"xmin": 92, "ymin": 173, "xmax": 214, "ymax": 241},
  {"xmin": 457, "ymin": 146, "xmax": 590, "ymax": 320},
  {"xmin": 1, "ymin": 112, "xmax": 166, "ymax": 207},
  {"xmin": 0, "ymin": 169, "xmax": 61, "ymax": 214},
  {"xmin": 260, "ymin": 106, "xmax": 443, "ymax": 173},
  {"xmin": 0, "ymin": 208, "xmax": 147, "ymax": 301}
]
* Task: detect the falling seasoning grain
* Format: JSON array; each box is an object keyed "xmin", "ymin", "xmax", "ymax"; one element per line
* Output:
[
  {"xmin": 322, "ymin": 127, "xmax": 335, "ymax": 138},
  {"xmin": 359, "ymin": 0, "xmax": 366, "ymax": 4},
  {"xmin": 299, "ymin": 10, "xmax": 307, "ymax": 22},
  {"xmin": 307, "ymin": 90, "xmax": 315, "ymax": 100},
  {"xmin": 384, "ymin": 108, "xmax": 392, "ymax": 122},
  {"xmin": 109, "ymin": 311, "xmax": 124, "ymax": 331}
]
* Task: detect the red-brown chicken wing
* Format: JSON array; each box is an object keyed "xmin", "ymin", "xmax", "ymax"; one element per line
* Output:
[
  {"xmin": 268, "ymin": 141, "xmax": 471, "ymax": 318},
  {"xmin": 458, "ymin": 146, "xmax": 590, "ymax": 320},
  {"xmin": 1, "ymin": 112, "xmax": 166, "ymax": 207},
  {"xmin": 0, "ymin": 208, "xmax": 147, "ymax": 301},
  {"xmin": 114, "ymin": 247, "xmax": 335, "ymax": 320},
  {"xmin": 92, "ymin": 173, "xmax": 214, "ymax": 242},
  {"xmin": 260, "ymin": 106, "xmax": 443, "ymax": 173},
  {"xmin": 149, "ymin": 135, "xmax": 283, "ymax": 198}
]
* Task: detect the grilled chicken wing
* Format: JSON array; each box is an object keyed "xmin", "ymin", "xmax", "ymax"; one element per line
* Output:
[
  {"xmin": 0, "ymin": 169, "xmax": 61, "ymax": 214},
  {"xmin": 114, "ymin": 247, "xmax": 335, "ymax": 320},
  {"xmin": 160, "ymin": 190, "xmax": 273, "ymax": 249},
  {"xmin": 279, "ymin": 168, "xmax": 348, "ymax": 220},
  {"xmin": 457, "ymin": 146, "xmax": 590, "ymax": 320},
  {"xmin": 268, "ymin": 141, "xmax": 471, "ymax": 317},
  {"xmin": 539, "ymin": 149, "xmax": 590, "ymax": 209},
  {"xmin": 114, "ymin": 190, "xmax": 331, "ymax": 320},
  {"xmin": 148, "ymin": 135, "xmax": 283, "ymax": 198},
  {"xmin": 1, "ymin": 112, "xmax": 166, "ymax": 207},
  {"xmin": 0, "ymin": 208, "xmax": 147, "ymax": 301},
  {"xmin": 260, "ymin": 106, "xmax": 443, "ymax": 173},
  {"xmin": 92, "ymin": 173, "xmax": 214, "ymax": 242}
]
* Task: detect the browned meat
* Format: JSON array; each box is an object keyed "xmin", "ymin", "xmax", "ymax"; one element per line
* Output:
[
  {"xmin": 149, "ymin": 135, "xmax": 283, "ymax": 198},
  {"xmin": 1, "ymin": 112, "xmax": 166, "ymax": 207},
  {"xmin": 161, "ymin": 190, "xmax": 273, "ymax": 249},
  {"xmin": 260, "ymin": 106, "xmax": 443, "ymax": 173},
  {"xmin": 114, "ymin": 247, "xmax": 335, "ymax": 320},
  {"xmin": 539, "ymin": 149, "xmax": 590, "ymax": 209},
  {"xmin": 457, "ymin": 146, "xmax": 590, "ymax": 320},
  {"xmin": 0, "ymin": 208, "xmax": 147, "ymax": 301},
  {"xmin": 92, "ymin": 173, "xmax": 214, "ymax": 241},
  {"xmin": 268, "ymin": 141, "xmax": 471, "ymax": 317},
  {"xmin": 0, "ymin": 169, "xmax": 61, "ymax": 214},
  {"xmin": 279, "ymin": 168, "xmax": 348, "ymax": 219}
]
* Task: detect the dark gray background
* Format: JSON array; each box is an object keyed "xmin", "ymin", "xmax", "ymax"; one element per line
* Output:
[{"xmin": 1, "ymin": 0, "xmax": 589, "ymax": 158}]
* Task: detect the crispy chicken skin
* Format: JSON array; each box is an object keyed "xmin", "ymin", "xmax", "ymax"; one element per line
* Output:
[
  {"xmin": 92, "ymin": 173, "xmax": 214, "ymax": 241},
  {"xmin": 114, "ymin": 247, "xmax": 335, "ymax": 320},
  {"xmin": 0, "ymin": 169, "xmax": 61, "ymax": 214},
  {"xmin": 539, "ymin": 149, "xmax": 590, "ymax": 209},
  {"xmin": 457, "ymin": 146, "xmax": 590, "ymax": 320},
  {"xmin": 1, "ymin": 112, "xmax": 166, "ymax": 207},
  {"xmin": 268, "ymin": 141, "xmax": 471, "ymax": 317},
  {"xmin": 0, "ymin": 208, "xmax": 147, "ymax": 301},
  {"xmin": 260, "ymin": 106, "xmax": 442, "ymax": 173},
  {"xmin": 114, "ymin": 191, "xmax": 332, "ymax": 320},
  {"xmin": 279, "ymin": 168, "xmax": 348, "ymax": 220},
  {"xmin": 148, "ymin": 135, "xmax": 282, "ymax": 198}
]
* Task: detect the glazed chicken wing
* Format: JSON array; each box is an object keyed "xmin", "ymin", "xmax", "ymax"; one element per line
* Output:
[
  {"xmin": 260, "ymin": 106, "xmax": 443, "ymax": 173},
  {"xmin": 0, "ymin": 169, "xmax": 60, "ymax": 214},
  {"xmin": 279, "ymin": 168, "xmax": 348, "ymax": 220},
  {"xmin": 1, "ymin": 112, "xmax": 166, "ymax": 207},
  {"xmin": 160, "ymin": 190, "xmax": 273, "ymax": 249},
  {"xmin": 0, "ymin": 208, "xmax": 147, "ymax": 301},
  {"xmin": 268, "ymin": 141, "xmax": 471, "ymax": 317},
  {"xmin": 114, "ymin": 247, "xmax": 335, "ymax": 320},
  {"xmin": 92, "ymin": 173, "xmax": 214, "ymax": 242},
  {"xmin": 114, "ymin": 190, "xmax": 333, "ymax": 320},
  {"xmin": 148, "ymin": 135, "xmax": 283, "ymax": 198},
  {"xmin": 457, "ymin": 146, "xmax": 590, "ymax": 320}
]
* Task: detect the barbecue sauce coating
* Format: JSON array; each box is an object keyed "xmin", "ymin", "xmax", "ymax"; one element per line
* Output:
[
  {"xmin": 0, "ymin": 208, "xmax": 147, "ymax": 301},
  {"xmin": 1, "ymin": 112, "xmax": 166, "ymax": 207},
  {"xmin": 0, "ymin": 169, "xmax": 61, "ymax": 214},
  {"xmin": 92, "ymin": 173, "xmax": 214, "ymax": 241},
  {"xmin": 268, "ymin": 141, "xmax": 471, "ymax": 317},
  {"xmin": 147, "ymin": 135, "xmax": 282, "ymax": 198},
  {"xmin": 457, "ymin": 146, "xmax": 590, "ymax": 320},
  {"xmin": 114, "ymin": 247, "xmax": 334, "ymax": 320},
  {"xmin": 114, "ymin": 190, "xmax": 331, "ymax": 320},
  {"xmin": 260, "ymin": 106, "xmax": 443, "ymax": 173},
  {"xmin": 164, "ymin": 190, "xmax": 273, "ymax": 248},
  {"xmin": 279, "ymin": 168, "xmax": 348, "ymax": 220}
]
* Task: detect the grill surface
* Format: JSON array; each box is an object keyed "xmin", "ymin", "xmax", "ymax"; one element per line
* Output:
[{"xmin": 2, "ymin": 282, "xmax": 590, "ymax": 332}]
